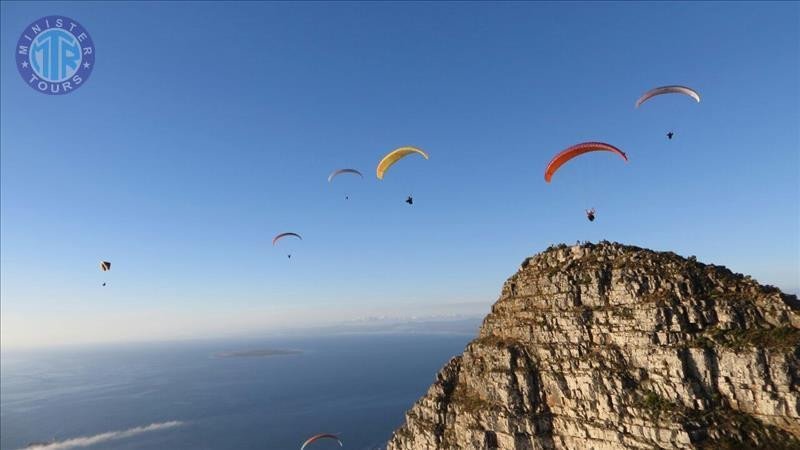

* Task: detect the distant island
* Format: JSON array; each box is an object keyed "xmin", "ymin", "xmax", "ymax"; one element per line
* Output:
[{"xmin": 214, "ymin": 349, "xmax": 302, "ymax": 358}]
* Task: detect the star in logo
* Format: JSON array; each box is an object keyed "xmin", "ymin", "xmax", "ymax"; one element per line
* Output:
[
  {"xmin": 83, "ymin": 62, "xmax": 91, "ymax": 69},
  {"xmin": 21, "ymin": 60, "xmax": 28, "ymax": 68}
]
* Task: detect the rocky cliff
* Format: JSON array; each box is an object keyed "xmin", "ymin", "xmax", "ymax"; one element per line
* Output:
[{"xmin": 387, "ymin": 242, "xmax": 800, "ymax": 450}]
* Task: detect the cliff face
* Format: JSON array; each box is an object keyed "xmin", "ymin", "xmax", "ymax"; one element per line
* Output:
[{"xmin": 387, "ymin": 242, "xmax": 800, "ymax": 450}]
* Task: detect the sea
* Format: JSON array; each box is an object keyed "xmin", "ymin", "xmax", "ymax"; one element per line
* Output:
[{"xmin": 1, "ymin": 329, "xmax": 476, "ymax": 450}]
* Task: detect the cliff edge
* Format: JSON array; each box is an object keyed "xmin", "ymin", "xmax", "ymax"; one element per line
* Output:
[{"xmin": 387, "ymin": 242, "xmax": 800, "ymax": 450}]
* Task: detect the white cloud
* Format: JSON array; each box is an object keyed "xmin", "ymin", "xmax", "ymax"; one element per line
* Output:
[{"xmin": 20, "ymin": 421, "xmax": 184, "ymax": 450}]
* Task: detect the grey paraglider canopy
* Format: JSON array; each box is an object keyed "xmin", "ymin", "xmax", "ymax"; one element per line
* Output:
[
  {"xmin": 635, "ymin": 85, "xmax": 700, "ymax": 108},
  {"xmin": 328, "ymin": 169, "xmax": 363, "ymax": 183}
]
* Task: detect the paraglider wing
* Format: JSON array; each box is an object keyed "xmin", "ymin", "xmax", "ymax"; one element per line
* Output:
[
  {"xmin": 376, "ymin": 146, "xmax": 429, "ymax": 180},
  {"xmin": 544, "ymin": 142, "xmax": 628, "ymax": 183},
  {"xmin": 100, "ymin": 261, "xmax": 111, "ymax": 272},
  {"xmin": 328, "ymin": 169, "xmax": 363, "ymax": 183},
  {"xmin": 272, "ymin": 232, "xmax": 302, "ymax": 246},
  {"xmin": 635, "ymin": 85, "xmax": 700, "ymax": 108},
  {"xmin": 300, "ymin": 434, "xmax": 343, "ymax": 450}
]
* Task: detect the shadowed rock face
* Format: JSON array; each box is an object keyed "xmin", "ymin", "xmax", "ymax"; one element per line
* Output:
[{"xmin": 387, "ymin": 242, "xmax": 800, "ymax": 450}]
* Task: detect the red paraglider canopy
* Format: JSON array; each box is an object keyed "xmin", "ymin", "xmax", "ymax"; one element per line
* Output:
[
  {"xmin": 300, "ymin": 433, "xmax": 342, "ymax": 449},
  {"xmin": 544, "ymin": 142, "xmax": 628, "ymax": 183}
]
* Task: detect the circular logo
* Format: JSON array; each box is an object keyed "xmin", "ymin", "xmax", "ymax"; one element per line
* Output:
[{"xmin": 16, "ymin": 16, "xmax": 95, "ymax": 95}]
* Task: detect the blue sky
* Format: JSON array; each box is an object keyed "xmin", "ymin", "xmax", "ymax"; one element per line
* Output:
[{"xmin": 2, "ymin": 2, "xmax": 798, "ymax": 347}]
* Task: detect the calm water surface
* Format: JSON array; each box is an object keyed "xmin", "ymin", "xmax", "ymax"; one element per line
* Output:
[{"xmin": 1, "ymin": 333, "xmax": 473, "ymax": 450}]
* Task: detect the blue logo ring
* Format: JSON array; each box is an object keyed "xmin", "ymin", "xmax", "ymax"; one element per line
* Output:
[{"xmin": 16, "ymin": 15, "xmax": 95, "ymax": 95}]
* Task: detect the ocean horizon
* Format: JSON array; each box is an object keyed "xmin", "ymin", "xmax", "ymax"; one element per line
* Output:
[{"xmin": 1, "ymin": 327, "xmax": 479, "ymax": 450}]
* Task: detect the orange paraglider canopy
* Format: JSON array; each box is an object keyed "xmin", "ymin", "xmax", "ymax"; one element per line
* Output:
[{"xmin": 544, "ymin": 142, "xmax": 627, "ymax": 183}]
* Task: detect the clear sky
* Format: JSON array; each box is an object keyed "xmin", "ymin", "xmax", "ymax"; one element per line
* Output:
[{"xmin": 2, "ymin": 2, "xmax": 798, "ymax": 348}]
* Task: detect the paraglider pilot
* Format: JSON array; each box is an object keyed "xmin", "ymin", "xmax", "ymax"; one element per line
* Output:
[
  {"xmin": 405, "ymin": 196, "xmax": 413, "ymax": 205},
  {"xmin": 586, "ymin": 208, "xmax": 596, "ymax": 222},
  {"xmin": 667, "ymin": 132, "xmax": 674, "ymax": 140},
  {"xmin": 272, "ymin": 232, "xmax": 301, "ymax": 260}
]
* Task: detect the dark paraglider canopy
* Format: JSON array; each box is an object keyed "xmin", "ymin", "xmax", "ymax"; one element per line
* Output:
[
  {"xmin": 272, "ymin": 233, "xmax": 302, "ymax": 246},
  {"xmin": 99, "ymin": 261, "xmax": 111, "ymax": 287},
  {"xmin": 667, "ymin": 132, "xmax": 674, "ymax": 140},
  {"xmin": 405, "ymin": 196, "xmax": 413, "ymax": 205}
]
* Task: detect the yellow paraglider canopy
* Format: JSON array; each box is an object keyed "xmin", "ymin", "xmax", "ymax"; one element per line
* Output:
[{"xmin": 376, "ymin": 146, "xmax": 429, "ymax": 180}]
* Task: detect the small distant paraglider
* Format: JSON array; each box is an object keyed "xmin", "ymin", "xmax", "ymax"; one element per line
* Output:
[
  {"xmin": 635, "ymin": 85, "xmax": 701, "ymax": 108},
  {"xmin": 99, "ymin": 261, "xmax": 111, "ymax": 286},
  {"xmin": 405, "ymin": 196, "xmax": 413, "ymax": 205},
  {"xmin": 328, "ymin": 169, "xmax": 363, "ymax": 200},
  {"xmin": 636, "ymin": 86, "xmax": 699, "ymax": 143},
  {"xmin": 273, "ymin": 232, "xmax": 302, "ymax": 259},
  {"xmin": 300, "ymin": 433, "xmax": 343, "ymax": 450},
  {"xmin": 586, "ymin": 208, "xmax": 596, "ymax": 222}
]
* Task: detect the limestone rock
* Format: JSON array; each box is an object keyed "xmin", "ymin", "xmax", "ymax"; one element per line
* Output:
[{"xmin": 387, "ymin": 242, "xmax": 800, "ymax": 450}]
